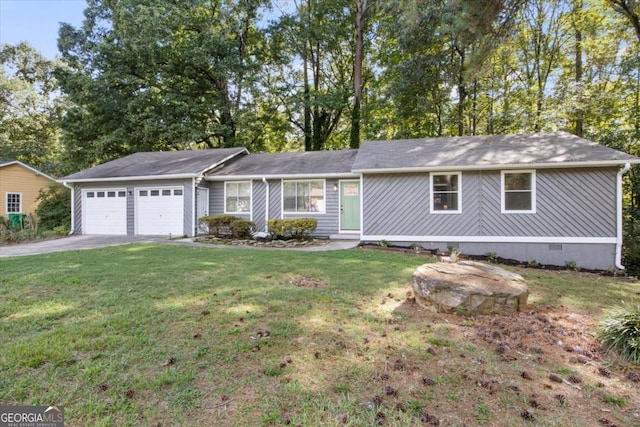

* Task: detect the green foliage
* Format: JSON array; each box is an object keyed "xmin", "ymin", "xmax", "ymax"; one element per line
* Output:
[
  {"xmin": 56, "ymin": 0, "xmax": 269, "ymax": 170},
  {"xmin": 598, "ymin": 306, "xmax": 640, "ymax": 364},
  {"xmin": 230, "ymin": 219, "xmax": 255, "ymax": 239},
  {"xmin": 0, "ymin": 213, "xmax": 40, "ymax": 243},
  {"xmin": 35, "ymin": 185, "xmax": 71, "ymax": 231},
  {"xmin": 623, "ymin": 220, "xmax": 640, "ymax": 277},
  {"xmin": 564, "ymin": 260, "xmax": 578, "ymax": 271},
  {"xmin": 485, "ymin": 252, "xmax": 498, "ymax": 263},
  {"xmin": 199, "ymin": 215, "xmax": 255, "ymax": 239},
  {"xmin": 602, "ymin": 394, "xmax": 627, "ymax": 407},
  {"xmin": 267, "ymin": 218, "xmax": 317, "ymax": 240},
  {"xmin": 0, "ymin": 43, "xmax": 65, "ymax": 174}
]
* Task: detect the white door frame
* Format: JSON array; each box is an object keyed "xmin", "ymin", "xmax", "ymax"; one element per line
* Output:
[{"xmin": 196, "ymin": 187, "xmax": 210, "ymax": 234}]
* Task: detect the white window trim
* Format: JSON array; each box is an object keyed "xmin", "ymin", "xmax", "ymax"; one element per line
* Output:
[
  {"xmin": 501, "ymin": 170, "xmax": 536, "ymax": 214},
  {"xmin": 430, "ymin": 172, "xmax": 462, "ymax": 214},
  {"xmin": 6, "ymin": 192, "xmax": 22, "ymax": 214},
  {"xmin": 281, "ymin": 179, "xmax": 326, "ymax": 215},
  {"xmin": 224, "ymin": 181, "xmax": 252, "ymax": 214}
]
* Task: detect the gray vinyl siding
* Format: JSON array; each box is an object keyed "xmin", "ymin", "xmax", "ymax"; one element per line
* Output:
[
  {"xmin": 269, "ymin": 181, "xmax": 281, "ymax": 220},
  {"xmin": 252, "ymin": 179, "xmax": 267, "ymax": 231},
  {"xmin": 72, "ymin": 183, "xmax": 82, "ymax": 234},
  {"xmin": 209, "ymin": 181, "xmax": 224, "ymax": 216},
  {"xmin": 363, "ymin": 168, "xmax": 617, "ymax": 238},
  {"xmin": 73, "ymin": 179, "xmax": 193, "ymax": 236}
]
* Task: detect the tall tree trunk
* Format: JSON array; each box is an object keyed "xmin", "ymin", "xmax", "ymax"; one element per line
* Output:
[
  {"xmin": 574, "ymin": 0, "xmax": 584, "ymax": 137},
  {"xmin": 303, "ymin": 51, "xmax": 312, "ymax": 151},
  {"xmin": 456, "ymin": 47, "xmax": 466, "ymax": 136},
  {"xmin": 302, "ymin": 0, "xmax": 312, "ymax": 151},
  {"xmin": 471, "ymin": 80, "xmax": 478, "ymax": 135},
  {"xmin": 350, "ymin": 0, "xmax": 367, "ymax": 149}
]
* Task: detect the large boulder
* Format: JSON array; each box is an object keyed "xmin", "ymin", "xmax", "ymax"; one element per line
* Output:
[{"xmin": 411, "ymin": 261, "xmax": 529, "ymax": 315}]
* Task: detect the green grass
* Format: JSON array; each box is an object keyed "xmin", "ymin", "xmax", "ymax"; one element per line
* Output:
[{"xmin": 1, "ymin": 244, "xmax": 639, "ymax": 426}]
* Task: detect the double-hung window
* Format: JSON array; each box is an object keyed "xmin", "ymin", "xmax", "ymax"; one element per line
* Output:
[
  {"xmin": 225, "ymin": 181, "xmax": 251, "ymax": 213},
  {"xmin": 502, "ymin": 170, "xmax": 535, "ymax": 213},
  {"xmin": 283, "ymin": 180, "xmax": 325, "ymax": 213},
  {"xmin": 6, "ymin": 193, "xmax": 21, "ymax": 213},
  {"xmin": 430, "ymin": 173, "xmax": 461, "ymax": 213}
]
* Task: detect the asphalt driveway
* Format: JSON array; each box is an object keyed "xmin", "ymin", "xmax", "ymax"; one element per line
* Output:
[
  {"xmin": 0, "ymin": 235, "xmax": 174, "ymax": 258},
  {"xmin": 0, "ymin": 235, "xmax": 360, "ymax": 258}
]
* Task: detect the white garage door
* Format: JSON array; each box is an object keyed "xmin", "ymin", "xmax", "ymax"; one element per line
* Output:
[
  {"xmin": 83, "ymin": 189, "xmax": 127, "ymax": 235},
  {"xmin": 136, "ymin": 187, "xmax": 184, "ymax": 235}
]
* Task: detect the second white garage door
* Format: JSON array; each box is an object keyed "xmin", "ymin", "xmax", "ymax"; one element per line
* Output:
[{"xmin": 136, "ymin": 187, "xmax": 184, "ymax": 235}]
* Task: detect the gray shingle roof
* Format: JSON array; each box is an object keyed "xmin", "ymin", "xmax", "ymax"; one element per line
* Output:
[
  {"xmin": 206, "ymin": 150, "xmax": 358, "ymax": 178},
  {"xmin": 61, "ymin": 147, "xmax": 248, "ymax": 181},
  {"xmin": 353, "ymin": 132, "xmax": 640, "ymax": 172}
]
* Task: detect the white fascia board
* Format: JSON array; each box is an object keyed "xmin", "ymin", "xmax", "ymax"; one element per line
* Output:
[
  {"xmin": 204, "ymin": 173, "xmax": 360, "ymax": 181},
  {"xmin": 60, "ymin": 173, "xmax": 199, "ymax": 183},
  {"xmin": 353, "ymin": 160, "xmax": 640, "ymax": 174},
  {"xmin": 361, "ymin": 235, "xmax": 617, "ymax": 244},
  {"xmin": 2, "ymin": 160, "xmax": 58, "ymax": 182}
]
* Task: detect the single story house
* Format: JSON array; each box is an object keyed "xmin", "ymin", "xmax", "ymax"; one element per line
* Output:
[
  {"xmin": 60, "ymin": 132, "xmax": 640, "ymax": 270},
  {"xmin": 0, "ymin": 160, "xmax": 58, "ymax": 221}
]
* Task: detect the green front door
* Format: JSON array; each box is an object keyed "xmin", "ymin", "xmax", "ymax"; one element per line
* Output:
[{"xmin": 340, "ymin": 181, "xmax": 361, "ymax": 231}]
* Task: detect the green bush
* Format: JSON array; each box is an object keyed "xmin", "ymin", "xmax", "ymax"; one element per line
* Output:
[
  {"xmin": 623, "ymin": 221, "xmax": 640, "ymax": 277},
  {"xmin": 35, "ymin": 185, "xmax": 71, "ymax": 231},
  {"xmin": 0, "ymin": 213, "xmax": 40, "ymax": 243},
  {"xmin": 198, "ymin": 215, "xmax": 254, "ymax": 239},
  {"xmin": 230, "ymin": 219, "xmax": 255, "ymax": 239},
  {"xmin": 267, "ymin": 218, "xmax": 317, "ymax": 239},
  {"xmin": 598, "ymin": 305, "xmax": 640, "ymax": 364}
]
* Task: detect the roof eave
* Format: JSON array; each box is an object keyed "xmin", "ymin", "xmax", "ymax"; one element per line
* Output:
[
  {"xmin": 59, "ymin": 173, "xmax": 200, "ymax": 183},
  {"xmin": 353, "ymin": 159, "xmax": 640, "ymax": 174},
  {"xmin": 205, "ymin": 172, "xmax": 360, "ymax": 181}
]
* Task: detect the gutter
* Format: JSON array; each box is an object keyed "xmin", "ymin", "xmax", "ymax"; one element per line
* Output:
[
  {"xmin": 60, "ymin": 181, "xmax": 75, "ymax": 235},
  {"xmin": 62, "ymin": 173, "xmax": 201, "ymax": 183},
  {"xmin": 204, "ymin": 173, "xmax": 360, "ymax": 181},
  {"xmin": 262, "ymin": 177, "xmax": 269, "ymax": 232},
  {"xmin": 192, "ymin": 177, "xmax": 197, "ymax": 237},
  {"xmin": 616, "ymin": 162, "xmax": 632, "ymax": 270},
  {"xmin": 352, "ymin": 160, "xmax": 640, "ymax": 175}
]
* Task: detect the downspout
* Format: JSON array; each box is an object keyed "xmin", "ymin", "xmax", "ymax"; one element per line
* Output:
[
  {"xmin": 61, "ymin": 181, "xmax": 75, "ymax": 235},
  {"xmin": 262, "ymin": 177, "xmax": 269, "ymax": 232},
  {"xmin": 193, "ymin": 177, "xmax": 198, "ymax": 237},
  {"xmin": 616, "ymin": 162, "xmax": 631, "ymax": 270}
]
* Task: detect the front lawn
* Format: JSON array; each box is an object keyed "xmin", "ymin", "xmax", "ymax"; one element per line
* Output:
[{"xmin": 0, "ymin": 245, "xmax": 638, "ymax": 426}]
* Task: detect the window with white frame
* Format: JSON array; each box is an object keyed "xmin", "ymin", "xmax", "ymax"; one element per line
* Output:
[
  {"xmin": 283, "ymin": 180, "xmax": 325, "ymax": 213},
  {"xmin": 6, "ymin": 193, "xmax": 21, "ymax": 213},
  {"xmin": 225, "ymin": 181, "xmax": 251, "ymax": 213},
  {"xmin": 430, "ymin": 173, "xmax": 461, "ymax": 213},
  {"xmin": 502, "ymin": 170, "xmax": 535, "ymax": 213}
]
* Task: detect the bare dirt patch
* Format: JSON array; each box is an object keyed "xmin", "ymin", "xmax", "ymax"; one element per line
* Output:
[{"xmin": 286, "ymin": 274, "xmax": 329, "ymax": 288}]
